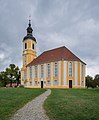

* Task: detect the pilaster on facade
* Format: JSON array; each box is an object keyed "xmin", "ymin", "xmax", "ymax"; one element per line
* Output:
[
  {"xmin": 32, "ymin": 66, "xmax": 34, "ymax": 86},
  {"xmin": 80, "ymin": 62, "xmax": 82, "ymax": 86},
  {"xmin": 51, "ymin": 62, "xmax": 53, "ymax": 86},
  {"xmin": 38, "ymin": 65, "xmax": 40, "ymax": 82},
  {"xmin": 39, "ymin": 65, "xmax": 41, "ymax": 82},
  {"xmin": 63, "ymin": 61, "xmax": 67, "ymax": 86},
  {"xmin": 75, "ymin": 61, "xmax": 78, "ymax": 86},
  {"xmin": 58, "ymin": 61, "xmax": 61, "ymax": 86},
  {"xmin": 66, "ymin": 61, "xmax": 68, "ymax": 85},
  {"xmin": 44, "ymin": 63, "xmax": 46, "ymax": 86},
  {"xmin": 21, "ymin": 71, "xmax": 24, "ymax": 85},
  {"xmin": 83, "ymin": 65, "xmax": 86, "ymax": 87},
  {"xmin": 27, "ymin": 67, "xmax": 29, "ymax": 81}
]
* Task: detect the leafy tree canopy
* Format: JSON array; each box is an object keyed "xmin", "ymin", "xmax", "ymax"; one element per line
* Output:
[{"xmin": 0, "ymin": 64, "xmax": 20, "ymax": 87}]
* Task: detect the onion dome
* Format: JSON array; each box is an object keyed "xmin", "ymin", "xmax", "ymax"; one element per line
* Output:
[{"xmin": 23, "ymin": 20, "xmax": 36, "ymax": 42}]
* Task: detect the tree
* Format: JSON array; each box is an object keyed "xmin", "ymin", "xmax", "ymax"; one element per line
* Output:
[
  {"xmin": 86, "ymin": 75, "xmax": 94, "ymax": 88},
  {"xmin": 0, "ymin": 71, "xmax": 9, "ymax": 87},
  {"xmin": 6, "ymin": 64, "xmax": 21, "ymax": 87},
  {"xmin": 14, "ymin": 67, "xmax": 21, "ymax": 86},
  {"xmin": 94, "ymin": 74, "xmax": 99, "ymax": 87},
  {"xmin": 0, "ymin": 64, "xmax": 21, "ymax": 87}
]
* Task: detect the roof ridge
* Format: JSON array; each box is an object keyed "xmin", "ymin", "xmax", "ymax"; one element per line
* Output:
[
  {"xmin": 43, "ymin": 46, "xmax": 65, "ymax": 53},
  {"xmin": 27, "ymin": 46, "xmax": 86, "ymax": 67}
]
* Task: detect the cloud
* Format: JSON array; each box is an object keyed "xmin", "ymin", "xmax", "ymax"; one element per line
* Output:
[
  {"xmin": 0, "ymin": 43, "xmax": 12, "ymax": 71},
  {"xmin": 0, "ymin": 53, "xmax": 5, "ymax": 61},
  {"xmin": 0, "ymin": 0, "xmax": 99, "ymax": 77}
]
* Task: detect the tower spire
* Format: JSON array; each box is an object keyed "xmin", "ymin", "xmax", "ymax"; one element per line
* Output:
[
  {"xmin": 23, "ymin": 17, "xmax": 36, "ymax": 42},
  {"xmin": 26, "ymin": 16, "xmax": 33, "ymax": 36},
  {"xmin": 29, "ymin": 16, "xmax": 31, "ymax": 27}
]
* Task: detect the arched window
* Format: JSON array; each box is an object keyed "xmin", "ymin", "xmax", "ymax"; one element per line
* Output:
[
  {"xmin": 69, "ymin": 62, "xmax": 72, "ymax": 76},
  {"xmin": 30, "ymin": 67, "xmax": 32, "ymax": 79},
  {"xmin": 32, "ymin": 44, "xmax": 34, "ymax": 49},
  {"xmin": 41, "ymin": 65, "xmax": 44, "ymax": 78},
  {"xmin": 54, "ymin": 62, "xmax": 58, "ymax": 77},
  {"xmin": 25, "ymin": 43, "xmax": 27, "ymax": 49},
  {"xmin": 35, "ymin": 66, "xmax": 38, "ymax": 78},
  {"xmin": 47, "ymin": 64, "xmax": 51, "ymax": 77}
]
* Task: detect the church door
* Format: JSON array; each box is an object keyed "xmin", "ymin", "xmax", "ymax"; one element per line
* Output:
[
  {"xmin": 69, "ymin": 80, "xmax": 72, "ymax": 88},
  {"xmin": 41, "ymin": 81, "xmax": 43, "ymax": 88}
]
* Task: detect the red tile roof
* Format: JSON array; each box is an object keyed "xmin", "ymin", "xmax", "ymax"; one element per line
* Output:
[{"xmin": 27, "ymin": 46, "xmax": 86, "ymax": 66}]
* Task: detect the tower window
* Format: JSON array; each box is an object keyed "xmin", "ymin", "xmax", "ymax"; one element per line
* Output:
[
  {"xmin": 32, "ymin": 44, "xmax": 34, "ymax": 49},
  {"xmin": 25, "ymin": 43, "xmax": 27, "ymax": 49}
]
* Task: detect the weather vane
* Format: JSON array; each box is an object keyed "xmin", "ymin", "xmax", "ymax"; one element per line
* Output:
[{"xmin": 29, "ymin": 15, "xmax": 31, "ymax": 22}]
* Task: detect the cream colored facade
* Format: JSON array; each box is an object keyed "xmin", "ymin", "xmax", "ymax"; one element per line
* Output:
[{"xmin": 21, "ymin": 60, "xmax": 86, "ymax": 88}]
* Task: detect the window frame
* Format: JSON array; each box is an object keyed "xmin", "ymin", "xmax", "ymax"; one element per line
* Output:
[
  {"xmin": 68, "ymin": 62, "xmax": 72, "ymax": 77},
  {"xmin": 35, "ymin": 66, "xmax": 38, "ymax": 78},
  {"xmin": 41, "ymin": 65, "xmax": 44, "ymax": 78},
  {"xmin": 30, "ymin": 67, "xmax": 32, "ymax": 79},
  {"xmin": 54, "ymin": 62, "xmax": 58, "ymax": 77},
  {"xmin": 82, "ymin": 64, "xmax": 84, "ymax": 77},
  {"xmin": 47, "ymin": 63, "xmax": 51, "ymax": 77}
]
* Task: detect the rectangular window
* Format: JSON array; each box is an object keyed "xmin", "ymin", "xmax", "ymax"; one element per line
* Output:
[
  {"xmin": 54, "ymin": 80, "xmax": 58, "ymax": 85},
  {"xmin": 41, "ymin": 65, "xmax": 44, "ymax": 78},
  {"xmin": 35, "ymin": 81, "xmax": 37, "ymax": 86},
  {"xmin": 35, "ymin": 66, "xmax": 38, "ymax": 78},
  {"xmin": 30, "ymin": 82, "xmax": 32, "ymax": 86},
  {"xmin": 54, "ymin": 62, "xmax": 58, "ymax": 77},
  {"xmin": 47, "ymin": 80, "xmax": 51, "ymax": 85},
  {"xmin": 69, "ymin": 62, "xmax": 72, "ymax": 76},
  {"xmin": 47, "ymin": 64, "xmax": 51, "ymax": 77},
  {"xmin": 30, "ymin": 67, "xmax": 32, "ymax": 79},
  {"xmin": 24, "ymin": 71, "xmax": 27, "ymax": 80}
]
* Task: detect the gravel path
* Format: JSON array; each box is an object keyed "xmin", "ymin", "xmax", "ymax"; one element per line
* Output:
[{"xmin": 11, "ymin": 89, "xmax": 51, "ymax": 120}]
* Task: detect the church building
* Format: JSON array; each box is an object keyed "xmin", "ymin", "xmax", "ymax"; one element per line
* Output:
[{"xmin": 21, "ymin": 20, "xmax": 86, "ymax": 88}]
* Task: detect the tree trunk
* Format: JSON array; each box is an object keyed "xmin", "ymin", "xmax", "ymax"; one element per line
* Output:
[
  {"xmin": 4, "ymin": 82, "xmax": 7, "ymax": 87},
  {"xmin": 10, "ymin": 80, "xmax": 12, "ymax": 87}
]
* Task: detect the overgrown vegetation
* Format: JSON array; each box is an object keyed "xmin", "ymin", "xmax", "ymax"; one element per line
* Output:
[
  {"xmin": 0, "ymin": 88, "xmax": 46, "ymax": 120},
  {"xmin": 0, "ymin": 64, "xmax": 20, "ymax": 87},
  {"xmin": 44, "ymin": 89, "xmax": 99, "ymax": 120},
  {"xmin": 86, "ymin": 74, "xmax": 99, "ymax": 88}
]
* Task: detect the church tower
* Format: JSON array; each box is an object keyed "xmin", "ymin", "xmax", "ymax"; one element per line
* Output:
[{"xmin": 21, "ymin": 19, "xmax": 37, "ymax": 85}]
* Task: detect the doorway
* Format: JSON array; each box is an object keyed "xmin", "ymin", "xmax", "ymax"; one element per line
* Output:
[
  {"xmin": 69, "ymin": 80, "xmax": 72, "ymax": 88},
  {"xmin": 41, "ymin": 81, "xmax": 43, "ymax": 88}
]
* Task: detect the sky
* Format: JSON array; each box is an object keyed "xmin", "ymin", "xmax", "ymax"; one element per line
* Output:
[{"xmin": 0, "ymin": 0, "xmax": 99, "ymax": 77}]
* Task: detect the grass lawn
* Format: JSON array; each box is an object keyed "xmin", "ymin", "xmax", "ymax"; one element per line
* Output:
[
  {"xmin": 44, "ymin": 89, "xmax": 99, "ymax": 120},
  {"xmin": 0, "ymin": 88, "xmax": 46, "ymax": 120}
]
